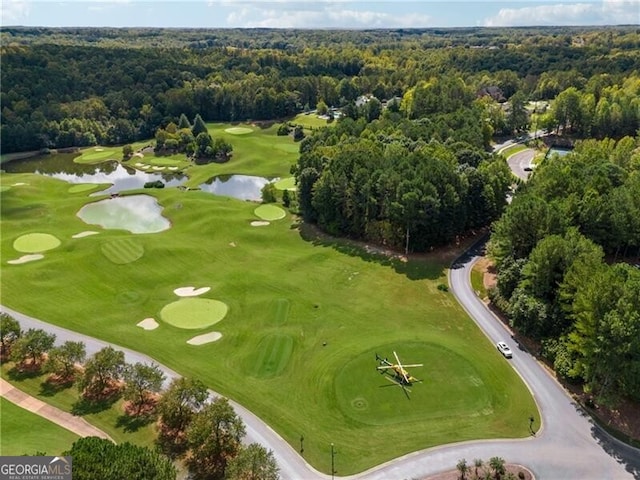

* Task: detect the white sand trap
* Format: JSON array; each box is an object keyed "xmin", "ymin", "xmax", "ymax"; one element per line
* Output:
[
  {"xmin": 95, "ymin": 148, "xmax": 104, "ymax": 151},
  {"xmin": 12, "ymin": 182, "xmax": 28, "ymax": 186},
  {"xmin": 141, "ymin": 165, "xmax": 151, "ymax": 170},
  {"xmin": 168, "ymin": 166, "xmax": 179, "ymax": 171},
  {"xmin": 137, "ymin": 318, "xmax": 159, "ymax": 330},
  {"xmin": 133, "ymin": 152, "xmax": 144, "ymax": 158},
  {"xmin": 134, "ymin": 162, "xmax": 144, "ymax": 167},
  {"xmin": 72, "ymin": 230, "xmax": 100, "ymax": 239},
  {"xmin": 152, "ymin": 166, "xmax": 165, "ymax": 171},
  {"xmin": 251, "ymin": 221, "xmax": 270, "ymax": 227},
  {"xmin": 8, "ymin": 254, "xmax": 44, "ymax": 265},
  {"xmin": 187, "ymin": 331, "xmax": 222, "ymax": 345},
  {"xmin": 174, "ymin": 286, "xmax": 211, "ymax": 297},
  {"xmin": 229, "ymin": 242, "xmax": 236, "ymax": 247}
]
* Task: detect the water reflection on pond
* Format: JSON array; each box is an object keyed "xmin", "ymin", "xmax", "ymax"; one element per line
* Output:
[
  {"xmin": 3, "ymin": 153, "xmax": 186, "ymax": 194},
  {"xmin": 199, "ymin": 175, "xmax": 272, "ymax": 201},
  {"xmin": 77, "ymin": 195, "xmax": 170, "ymax": 234}
]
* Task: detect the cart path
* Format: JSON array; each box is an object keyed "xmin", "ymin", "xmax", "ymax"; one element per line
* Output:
[{"xmin": 0, "ymin": 377, "xmax": 113, "ymax": 441}]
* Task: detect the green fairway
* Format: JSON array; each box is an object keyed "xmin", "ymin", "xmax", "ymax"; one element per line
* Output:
[
  {"xmin": 0, "ymin": 397, "xmax": 80, "ymax": 456},
  {"xmin": 101, "ymin": 238, "xmax": 145, "ymax": 264},
  {"xmin": 273, "ymin": 177, "xmax": 296, "ymax": 191},
  {"xmin": 225, "ymin": 126, "xmax": 254, "ymax": 135},
  {"xmin": 160, "ymin": 298, "xmax": 228, "ymax": 329},
  {"xmin": 69, "ymin": 183, "xmax": 99, "ymax": 194},
  {"xmin": 254, "ymin": 204, "xmax": 286, "ymax": 220},
  {"xmin": 13, "ymin": 233, "xmax": 61, "ymax": 253},
  {"xmin": 0, "ymin": 130, "xmax": 540, "ymax": 474}
]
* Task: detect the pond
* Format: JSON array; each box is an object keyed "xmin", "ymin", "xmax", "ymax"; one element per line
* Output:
[
  {"xmin": 77, "ymin": 195, "xmax": 171, "ymax": 234},
  {"xmin": 547, "ymin": 147, "xmax": 572, "ymax": 157},
  {"xmin": 199, "ymin": 175, "xmax": 273, "ymax": 201},
  {"xmin": 3, "ymin": 153, "xmax": 186, "ymax": 194}
]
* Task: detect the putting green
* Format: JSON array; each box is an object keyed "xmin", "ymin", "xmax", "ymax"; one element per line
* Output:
[
  {"xmin": 161, "ymin": 298, "xmax": 228, "ymax": 329},
  {"xmin": 273, "ymin": 177, "xmax": 296, "ymax": 191},
  {"xmin": 245, "ymin": 334, "xmax": 294, "ymax": 378},
  {"xmin": 80, "ymin": 150, "xmax": 116, "ymax": 162},
  {"xmin": 254, "ymin": 204, "xmax": 286, "ymax": 221},
  {"xmin": 225, "ymin": 127, "xmax": 253, "ymax": 135},
  {"xmin": 69, "ymin": 184, "xmax": 98, "ymax": 194},
  {"xmin": 13, "ymin": 233, "xmax": 61, "ymax": 253},
  {"xmin": 101, "ymin": 238, "xmax": 144, "ymax": 264},
  {"xmin": 335, "ymin": 343, "xmax": 490, "ymax": 426}
]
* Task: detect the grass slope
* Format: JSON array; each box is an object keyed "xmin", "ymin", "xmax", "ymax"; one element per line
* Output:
[
  {"xmin": 0, "ymin": 397, "xmax": 80, "ymax": 456},
  {"xmin": 0, "ymin": 128, "xmax": 539, "ymax": 474}
]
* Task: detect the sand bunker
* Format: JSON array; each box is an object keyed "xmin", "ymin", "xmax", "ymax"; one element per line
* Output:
[
  {"xmin": 95, "ymin": 148, "xmax": 104, "ymax": 151},
  {"xmin": 187, "ymin": 332, "xmax": 222, "ymax": 345},
  {"xmin": 168, "ymin": 166, "xmax": 179, "ymax": 171},
  {"xmin": 12, "ymin": 182, "xmax": 28, "ymax": 186},
  {"xmin": 251, "ymin": 221, "xmax": 270, "ymax": 227},
  {"xmin": 72, "ymin": 231, "xmax": 100, "ymax": 239},
  {"xmin": 135, "ymin": 162, "xmax": 144, "ymax": 167},
  {"xmin": 141, "ymin": 165, "xmax": 151, "ymax": 170},
  {"xmin": 152, "ymin": 166, "xmax": 165, "ymax": 171},
  {"xmin": 137, "ymin": 318, "xmax": 159, "ymax": 330},
  {"xmin": 133, "ymin": 152, "xmax": 144, "ymax": 158},
  {"xmin": 174, "ymin": 286, "xmax": 211, "ymax": 297},
  {"xmin": 7, "ymin": 254, "xmax": 44, "ymax": 265}
]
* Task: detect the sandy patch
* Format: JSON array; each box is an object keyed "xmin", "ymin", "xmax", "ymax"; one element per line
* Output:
[
  {"xmin": 168, "ymin": 166, "xmax": 179, "ymax": 171},
  {"xmin": 12, "ymin": 182, "xmax": 28, "ymax": 186},
  {"xmin": 72, "ymin": 231, "xmax": 100, "ymax": 239},
  {"xmin": 8, "ymin": 254, "xmax": 44, "ymax": 265},
  {"xmin": 136, "ymin": 318, "xmax": 159, "ymax": 330},
  {"xmin": 133, "ymin": 152, "xmax": 144, "ymax": 158},
  {"xmin": 229, "ymin": 242, "xmax": 236, "ymax": 247},
  {"xmin": 134, "ymin": 162, "xmax": 145, "ymax": 167},
  {"xmin": 141, "ymin": 165, "xmax": 151, "ymax": 170},
  {"xmin": 250, "ymin": 221, "xmax": 270, "ymax": 227},
  {"xmin": 174, "ymin": 286, "xmax": 211, "ymax": 297},
  {"xmin": 187, "ymin": 332, "xmax": 222, "ymax": 345},
  {"xmin": 152, "ymin": 166, "xmax": 165, "ymax": 171},
  {"xmin": 95, "ymin": 148, "xmax": 104, "ymax": 151}
]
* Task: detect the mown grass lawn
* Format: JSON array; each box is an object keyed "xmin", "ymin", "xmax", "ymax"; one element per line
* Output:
[
  {"xmin": 0, "ymin": 397, "xmax": 80, "ymax": 456},
  {"xmin": 0, "ymin": 123, "xmax": 539, "ymax": 474},
  {"xmin": 1, "ymin": 363, "xmax": 157, "ymax": 448}
]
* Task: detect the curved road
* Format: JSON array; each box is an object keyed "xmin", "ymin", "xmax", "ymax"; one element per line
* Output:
[
  {"xmin": 507, "ymin": 149, "xmax": 534, "ymax": 181},
  {"xmin": 3, "ymin": 249, "xmax": 639, "ymax": 479}
]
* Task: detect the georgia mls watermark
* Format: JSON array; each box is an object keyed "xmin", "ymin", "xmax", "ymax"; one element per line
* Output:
[{"xmin": 0, "ymin": 456, "xmax": 72, "ymax": 480}]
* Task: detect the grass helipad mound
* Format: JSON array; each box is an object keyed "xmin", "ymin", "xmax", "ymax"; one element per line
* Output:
[
  {"xmin": 101, "ymin": 238, "xmax": 144, "ymax": 264},
  {"xmin": 335, "ymin": 343, "xmax": 489, "ymax": 426},
  {"xmin": 245, "ymin": 334, "xmax": 294, "ymax": 378},
  {"xmin": 254, "ymin": 204, "xmax": 285, "ymax": 221},
  {"xmin": 13, "ymin": 233, "xmax": 61, "ymax": 253},
  {"xmin": 69, "ymin": 184, "xmax": 99, "ymax": 194},
  {"xmin": 224, "ymin": 126, "xmax": 253, "ymax": 135},
  {"xmin": 160, "ymin": 298, "xmax": 228, "ymax": 329},
  {"xmin": 273, "ymin": 177, "xmax": 296, "ymax": 191}
]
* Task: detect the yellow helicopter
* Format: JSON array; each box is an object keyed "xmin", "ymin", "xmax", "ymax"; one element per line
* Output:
[{"xmin": 376, "ymin": 351, "xmax": 423, "ymax": 397}]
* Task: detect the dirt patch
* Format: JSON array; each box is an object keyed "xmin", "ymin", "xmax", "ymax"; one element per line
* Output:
[
  {"xmin": 475, "ymin": 257, "xmax": 497, "ymax": 290},
  {"xmin": 423, "ymin": 463, "xmax": 534, "ymax": 480}
]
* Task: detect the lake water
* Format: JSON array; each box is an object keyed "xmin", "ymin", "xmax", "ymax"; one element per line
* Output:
[
  {"xmin": 199, "ymin": 175, "xmax": 273, "ymax": 201},
  {"xmin": 77, "ymin": 195, "xmax": 170, "ymax": 234},
  {"xmin": 3, "ymin": 153, "xmax": 186, "ymax": 195}
]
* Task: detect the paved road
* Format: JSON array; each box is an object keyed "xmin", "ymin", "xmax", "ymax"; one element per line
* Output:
[{"xmin": 507, "ymin": 149, "xmax": 535, "ymax": 180}]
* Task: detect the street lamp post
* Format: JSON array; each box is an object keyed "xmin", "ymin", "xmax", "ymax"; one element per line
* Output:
[{"xmin": 331, "ymin": 442, "xmax": 336, "ymax": 480}]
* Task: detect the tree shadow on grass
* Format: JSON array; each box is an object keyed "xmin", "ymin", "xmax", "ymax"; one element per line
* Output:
[
  {"xmin": 7, "ymin": 363, "xmax": 42, "ymax": 381},
  {"xmin": 71, "ymin": 394, "xmax": 119, "ymax": 416},
  {"xmin": 39, "ymin": 378, "xmax": 74, "ymax": 397},
  {"xmin": 297, "ymin": 222, "xmax": 446, "ymax": 280},
  {"xmin": 116, "ymin": 413, "xmax": 155, "ymax": 433}
]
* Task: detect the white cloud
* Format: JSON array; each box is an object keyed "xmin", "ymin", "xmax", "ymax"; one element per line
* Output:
[
  {"xmin": 483, "ymin": 0, "xmax": 639, "ymax": 26},
  {"xmin": 224, "ymin": 4, "xmax": 431, "ymax": 28},
  {"xmin": 1, "ymin": 0, "xmax": 31, "ymax": 24}
]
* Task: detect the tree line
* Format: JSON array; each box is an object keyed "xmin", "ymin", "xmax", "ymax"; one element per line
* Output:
[
  {"xmin": 293, "ymin": 105, "xmax": 512, "ymax": 253},
  {"xmin": 1, "ymin": 26, "xmax": 638, "ymax": 153},
  {"xmin": 487, "ymin": 136, "xmax": 640, "ymax": 405},
  {"xmin": 0, "ymin": 313, "xmax": 279, "ymax": 480}
]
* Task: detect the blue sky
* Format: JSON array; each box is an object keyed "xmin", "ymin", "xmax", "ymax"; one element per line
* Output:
[{"xmin": 2, "ymin": 1, "xmax": 638, "ymax": 28}]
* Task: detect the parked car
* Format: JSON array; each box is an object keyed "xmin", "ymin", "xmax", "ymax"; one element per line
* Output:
[{"xmin": 497, "ymin": 341, "xmax": 513, "ymax": 358}]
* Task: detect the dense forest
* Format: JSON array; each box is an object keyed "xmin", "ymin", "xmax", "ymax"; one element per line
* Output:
[
  {"xmin": 2, "ymin": 26, "xmax": 639, "ymax": 406},
  {"xmin": 488, "ymin": 137, "xmax": 640, "ymax": 404},
  {"xmin": 1, "ymin": 26, "xmax": 639, "ymax": 153}
]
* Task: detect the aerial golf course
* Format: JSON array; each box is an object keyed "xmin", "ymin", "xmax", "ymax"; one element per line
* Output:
[{"xmin": 0, "ymin": 122, "xmax": 539, "ymax": 475}]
